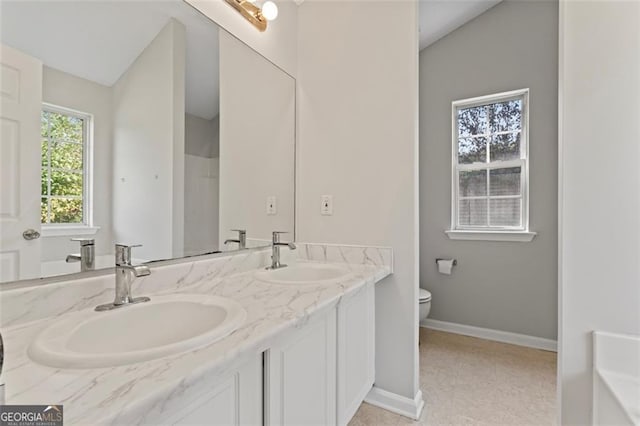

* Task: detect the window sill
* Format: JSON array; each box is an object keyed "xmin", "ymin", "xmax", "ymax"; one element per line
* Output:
[
  {"xmin": 41, "ymin": 226, "xmax": 101, "ymax": 238},
  {"xmin": 445, "ymin": 230, "xmax": 537, "ymax": 242}
]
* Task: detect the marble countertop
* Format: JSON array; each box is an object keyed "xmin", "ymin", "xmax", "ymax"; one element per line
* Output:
[{"xmin": 1, "ymin": 249, "xmax": 391, "ymax": 425}]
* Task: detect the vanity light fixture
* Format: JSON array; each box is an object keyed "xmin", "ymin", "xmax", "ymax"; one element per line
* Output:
[{"xmin": 224, "ymin": 0, "xmax": 278, "ymax": 32}]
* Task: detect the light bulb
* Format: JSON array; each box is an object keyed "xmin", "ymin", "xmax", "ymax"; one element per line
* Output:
[{"xmin": 261, "ymin": 1, "xmax": 278, "ymax": 21}]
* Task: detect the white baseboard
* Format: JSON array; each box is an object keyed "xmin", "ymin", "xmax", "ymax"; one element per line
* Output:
[
  {"xmin": 364, "ymin": 386, "xmax": 424, "ymax": 420},
  {"xmin": 421, "ymin": 319, "xmax": 557, "ymax": 352}
]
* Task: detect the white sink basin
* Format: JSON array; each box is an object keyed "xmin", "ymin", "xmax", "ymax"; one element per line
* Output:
[
  {"xmin": 28, "ymin": 294, "xmax": 246, "ymax": 369},
  {"xmin": 254, "ymin": 263, "xmax": 351, "ymax": 285}
]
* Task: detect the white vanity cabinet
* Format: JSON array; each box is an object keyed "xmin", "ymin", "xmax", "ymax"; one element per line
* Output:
[
  {"xmin": 154, "ymin": 283, "xmax": 375, "ymax": 426},
  {"xmin": 265, "ymin": 281, "xmax": 376, "ymax": 426}
]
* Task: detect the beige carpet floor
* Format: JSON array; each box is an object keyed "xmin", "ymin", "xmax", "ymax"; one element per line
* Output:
[{"xmin": 350, "ymin": 328, "xmax": 557, "ymax": 425}]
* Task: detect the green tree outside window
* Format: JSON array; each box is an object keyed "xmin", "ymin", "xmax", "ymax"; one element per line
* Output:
[{"xmin": 41, "ymin": 108, "xmax": 85, "ymax": 224}]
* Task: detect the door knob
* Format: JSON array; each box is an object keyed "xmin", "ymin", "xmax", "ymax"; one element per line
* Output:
[{"xmin": 22, "ymin": 229, "xmax": 41, "ymax": 240}]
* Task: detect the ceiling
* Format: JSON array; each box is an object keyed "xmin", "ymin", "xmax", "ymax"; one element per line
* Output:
[
  {"xmin": 0, "ymin": 0, "xmax": 220, "ymax": 120},
  {"xmin": 419, "ymin": 0, "xmax": 502, "ymax": 50}
]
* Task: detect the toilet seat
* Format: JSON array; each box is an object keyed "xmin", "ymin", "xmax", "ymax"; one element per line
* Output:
[{"xmin": 419, "ymin": 288, "xmax": 431, "ymax": 303}]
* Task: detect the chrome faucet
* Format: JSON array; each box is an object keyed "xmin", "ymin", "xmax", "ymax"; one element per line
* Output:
[
  {"xmin": 268, "ymin": 231, "xmax": 296, "ymax": 270},
  {"xmin": 66, "ymin": 238, "xmax": 95, "ymax": 271},
  {"xmin": 224, "ymin": 229, "xmax": 247, "ymax": 249},
  {"xmin": 95, "ymin": 244, "xmax": 150, "ymax": 312}
]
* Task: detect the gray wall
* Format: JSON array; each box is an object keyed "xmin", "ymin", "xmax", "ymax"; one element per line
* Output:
[
  {"xmin": 185, "ymin": 113, "xmax": 219, "ymax": 158},
  {"xmin": 419, "ymin": 0, "xmax": 558, "ymax": 340}
]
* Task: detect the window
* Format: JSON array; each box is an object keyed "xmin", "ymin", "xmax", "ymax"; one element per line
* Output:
[
  {"xmin": 41, "ymin": 104, "xmax": 92, "ymax": 229},
  {"xmin": 448, "ymin": 89, "xmax": 535, "ymax": 242}
]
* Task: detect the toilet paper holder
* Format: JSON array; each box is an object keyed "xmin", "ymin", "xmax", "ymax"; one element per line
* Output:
[{"xmin": 435, "ymin": 258, "xmax": 457, "ymax": 266}]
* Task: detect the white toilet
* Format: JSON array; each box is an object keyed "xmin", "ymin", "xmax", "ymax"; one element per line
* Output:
[{"xmin": 419, "ymin": 288, "xmax": 432, "ymax": 323}]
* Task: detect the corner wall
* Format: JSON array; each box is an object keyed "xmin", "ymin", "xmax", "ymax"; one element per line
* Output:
[
  {"xmin": 112, "ymin": 19, "xmax": 186, "ymax": 261},
  {"xmin": 184, "ymin": 113, "xmax": 219, "ymax": 255},
  {"xmin": 297, "ymin": 0, "xmax": 420, "ymax": 408},
  {"xmin": 419, "ymin": 0, "xmax": 559, "ymax": 340},
  {"xmin": 559, "ymin": 1, "xmax": 640, "ymax": 423}
]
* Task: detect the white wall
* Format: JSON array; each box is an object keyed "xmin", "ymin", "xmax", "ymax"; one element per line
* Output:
[
  {"xmin": 184, "ymin": 113, "xmax": 219, "ymax": 255},
  {"xmin": 41, "ymin": 66, "xmax": 113, "ymax": 261},
  {"xmin": 185, "ymin": 113, "xmax": 219, "ymax": 158},
  {"xmin": 185, "ymin": 0, "xmax": 298, "ymax": 77},
  {"xmin": 218, "ymin": 30, "xmax": 295, "ymax": 245},
  {"xmin": 112, "ymin": 19, "xmax": 186, "ymax": 261},
  {"xmin": 297, "ymin": 0, "xmax": 420, "ymax": 406},
  {"xmin": 184, "ymin": 154, "xmax": 219, "ymax": 255},
  {"xmin": 559, "ymin": 1, "xmax": 640, "ymax": 424},
  {"xmin": 420, "ymin": 0, "xmax": 558, "ymax": 340},
  {"xmin": 171, "ymin": 21, "xmax": 186, "ymax": 259}
]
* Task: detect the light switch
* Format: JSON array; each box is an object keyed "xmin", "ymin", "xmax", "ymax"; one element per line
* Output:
[
  {"xmin": 321, "ymin": 195, "xmax": 333, "ymax": 215},
  {"xmin": 266, "ymin": 196, "xmax": 277, "ymax": 215}
]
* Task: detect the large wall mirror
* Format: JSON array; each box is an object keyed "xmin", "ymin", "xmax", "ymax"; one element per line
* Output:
[{"xmin": 0, "ymin": 0, "xmax": 295, "ymax": 284}]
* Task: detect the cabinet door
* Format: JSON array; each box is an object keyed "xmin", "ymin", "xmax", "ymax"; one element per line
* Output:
[
  {"xmin": 337, "ymin": 282, "xmax": 375, "ymax": 426},
  {"xmin": 266, "ymin": 309, "xmax": 337, "ymax": 426},
  {"xmin": 158, "ymin": 353, "xmax": 262, "ymax": 426}
]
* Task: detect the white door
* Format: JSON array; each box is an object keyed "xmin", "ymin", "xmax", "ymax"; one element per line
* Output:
[{"xmin": 0, "ymin": 44, "xmax": 42, "ymax": 282}]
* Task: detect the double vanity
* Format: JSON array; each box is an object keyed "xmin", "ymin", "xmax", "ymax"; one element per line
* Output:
[
  {"xmin": 1, "ymin": 2, "xmax": 393, "ymax": 424},
  {"xmin": 0, "ymin": 242, "xmax": 392, "ymax": 425}
]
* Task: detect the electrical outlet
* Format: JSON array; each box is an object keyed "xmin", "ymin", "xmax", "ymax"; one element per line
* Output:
[
  {"xmin": 321, "ymin": 195, "xmax": 333, "ymax": 215},
  {"xmin": 266, "ymin": 196, "xmax": 277, "ymax": 215}
]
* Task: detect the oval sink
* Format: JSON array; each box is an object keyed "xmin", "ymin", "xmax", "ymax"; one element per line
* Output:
[
  {"xmin": 28, "ymin": 294, "xmax": 246, "ymax": 369},
  {"xmin": 254, "ymin": 263, "xmax": 351, "ymax": 285}
]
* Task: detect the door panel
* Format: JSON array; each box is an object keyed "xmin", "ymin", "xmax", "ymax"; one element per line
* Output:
[
  {"xmin": 337, "ymin": 283, "xmax": 375, "ymax": 425},
  {"xmin": 0, "ymin": 43, "xmax": 42, "ymax": 281},
  {"xmin": 266, "ymin": 310, "xmax": 337, "ymax": 426}
]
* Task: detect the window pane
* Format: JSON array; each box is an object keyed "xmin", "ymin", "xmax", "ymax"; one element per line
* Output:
[
  {"xmin": 41, "ymin": 112, "xmax": 48, "ymax": 137},
  {"xmin": 458, "ymin": 137, "xmax": 487, "ymax": 164},
  {"xmin": 41, "ymin": 139, "xmax": 49, "ymax": 165},
  {"xmin": 490, "ymin": 133, "xmax": 520, "ymax": 162},
  {"xmin": 490, "ymin": 99, "xmax": 522, "ymax": 133},
  {"xmin": 459, "ymin": 170, "xmax": 487, "ymax": 197},
  {"xmin": 41, "ymin": 168, "xmax": 49, "ymax": 196},
  {"xmin": 457, "ymin": 105, "xmax": 488, "ymax": 137},
  {"xmin": 459, "ymin": 199, "xmax": 487, "ymax": 227},
  {"xmin": 41, "ymin": 197, "xmax": 48, "ymax": 223},
  {"xmin": 50, "ymin": 141, "xmax": 83, "ymax": 170},
  {"xmin": 490, "ymin": 198, "xmax": 521, "ymax": 227},
  {"xmin": 47, "ymin": 111, "xmax": 83, "ymax": 142},
  {"xmin": 490, "ymin": 167, "xmax": 521, "ymax": 196},
  {"xmin": 50, "ymin": 170, "xmax": 83, "ymax": 196},
  {"xmin": 49, "ymin": 198, "xmax": 83, "ymax": 224}
]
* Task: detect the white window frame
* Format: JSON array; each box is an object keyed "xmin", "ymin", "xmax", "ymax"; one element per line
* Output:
[
  {"xmin": 41, "ymin": 103, "xmax": 99, "ymax": 237},
  {"xmin": 446, "ymin": 88, "xmax": 536, "ymax": 242}
]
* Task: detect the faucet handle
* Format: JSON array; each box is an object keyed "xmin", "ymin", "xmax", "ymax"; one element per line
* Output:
[
  {"xmin": 115, "ymin": 243, "xmax": 142, "ymax": 249},
  {"xmin": 229, "ymin": 229, "xmax": 247, "ymax": 249},
  {"xmin": 115, "ymin": 244, "xmax": 142, "ymax": 265},
  {"xmin": 272, "ymin": 231, "xmax": 292, "ymax": 244},
  {"xmin": 71, "ymin": 238, "xmax": 95, "ymax": 246}
]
